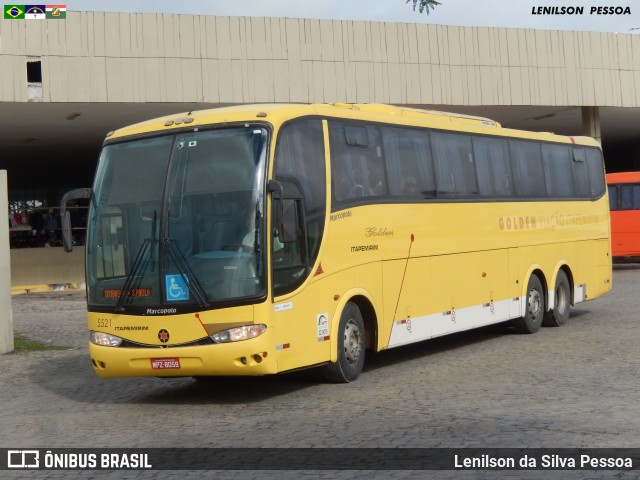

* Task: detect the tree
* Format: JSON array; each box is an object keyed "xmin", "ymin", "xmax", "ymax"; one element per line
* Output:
[{"xmin": 407, "ymin": 0, "xmax": 441, "ymax": 14}]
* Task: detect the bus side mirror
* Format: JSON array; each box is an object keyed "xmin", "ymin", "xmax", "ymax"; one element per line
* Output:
[
  {"xmin": 268, "ymin": 179, "xmax": 284, "ymax": 238},
  {"xmin": 61, "ymin": 210, "xmax": 73, "ymax": 252},
  {"xmin": 279, "ymin": 199, "xmax": 298, "ymax": 244},
  {"xmin": 60, "ymin": 187, "xmax": 92, "ymax": 252},
  {"xmin": 268, "ymin": 179, "xmax": 299, "ymax": 244}
]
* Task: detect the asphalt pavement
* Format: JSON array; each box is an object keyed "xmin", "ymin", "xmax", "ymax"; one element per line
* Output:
[{"xmin": 2, "ymin": 265, "xmax": 639, "ymax": 480}]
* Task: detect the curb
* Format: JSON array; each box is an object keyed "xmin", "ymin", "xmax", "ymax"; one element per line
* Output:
[{"xmin": 11, "ymin": 283, "xmax": 85, "ymax": 296}]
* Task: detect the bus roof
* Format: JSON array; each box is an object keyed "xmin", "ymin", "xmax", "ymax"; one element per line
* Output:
[
  {"xmin": 106, "ymin": 103, "xmax": 600, "ymax": 148},
  {"xmin": 606, "ymin": 171, "xmax": 640, "ymax": 183}
]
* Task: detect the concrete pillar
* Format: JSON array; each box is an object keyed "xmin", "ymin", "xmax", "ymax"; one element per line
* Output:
[
  {"xmin": 582, "ymin": 106, "xmax": 601, "ymax": 144},
  {"xmin": 0, "ymin": 170, "xmax": 14, "ymax": 354}
]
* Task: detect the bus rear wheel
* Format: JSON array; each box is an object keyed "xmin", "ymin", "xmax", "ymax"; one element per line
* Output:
[
  {"xmin": 513, "ymin": 274, "xmax": 544, "ymax": 334},
  {"xmin": 322, "ymin": 302, "xmax": 365, "ymax": 383},
  {"xmin": 543, "ymin": 270, "xmax": 571, "ymax": 327}
]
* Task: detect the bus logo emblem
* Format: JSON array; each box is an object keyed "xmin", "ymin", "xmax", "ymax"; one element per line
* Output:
[{"xmin": 158, "ymin": 329, "xmax": 170, "ymax": 343}]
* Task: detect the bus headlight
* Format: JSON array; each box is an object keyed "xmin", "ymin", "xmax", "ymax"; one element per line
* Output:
[
  {"xmin": 210, "ymin": 324, "xmax": 267, "ymax": 343},
  {"xmin": 90, "ymin": 331, "xmax": 123, "ymax": 347}
]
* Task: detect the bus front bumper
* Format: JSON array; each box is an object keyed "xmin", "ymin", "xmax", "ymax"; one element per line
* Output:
[{"xmin": 89, "ymin": 335, "xmax": 277, "ymax": 378}]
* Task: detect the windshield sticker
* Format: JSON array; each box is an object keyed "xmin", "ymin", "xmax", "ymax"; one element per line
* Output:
[
  {"xmin": 317, "ymin": 313, "xmax": 330, "ymax": 342},
  {"xmin": 165, "ymin": 275, "xmax": 189, "ymax": 302},
  {"xmin": 274, "ymin": 302, "xmax": 293, "ymax": 312}
]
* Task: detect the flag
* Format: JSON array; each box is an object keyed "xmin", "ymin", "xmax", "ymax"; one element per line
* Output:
[
  {"xmin": 24, "ymin": 4, "xmax": 45, "ymax": 19},
  {"xmin": 4, "ymin": 5, "xmax": 25, "ymax": 19},
  {"xmin": 45, "ymin": 4, "xmax": 65, "ymax": 19}
]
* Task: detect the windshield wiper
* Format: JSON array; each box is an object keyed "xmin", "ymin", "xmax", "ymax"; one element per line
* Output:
[
  {"xmin": 252, "ymin": 199, "xmax": 263, "ymax": 278},
  {"xmin": 115, "ymin": 210, "xmax": 158, "ymax": 312},
  {"xmin": 162, "ymin": 237, "xmax": 210, "ymax": 308},
  {"xmin": 150, "ymin": 209, "xmax": 158, "ymax": 272},
  {"xmin": 115, "ymin": 238, "xmax": 151, "ymax": 312}
]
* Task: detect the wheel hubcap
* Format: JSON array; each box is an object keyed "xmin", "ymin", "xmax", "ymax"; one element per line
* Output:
[
  {"xmin": 528, "ymin": 289, "xmax": 542, "ymax": 318},
  {"xmin": 343, "ymin": 319, "xmax": 362, "ymax": 366},
  {"xmin": 556, "ymin": 283, "xmax": 568, "ymax": 313}
]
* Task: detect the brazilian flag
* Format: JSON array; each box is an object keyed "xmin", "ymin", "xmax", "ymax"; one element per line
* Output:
[{"xmin": 4, "ymin": 5, "xmax": 25, "ymax": 19}]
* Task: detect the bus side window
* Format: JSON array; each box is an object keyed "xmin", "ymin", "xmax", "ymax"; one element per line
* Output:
[
  {"xmin": 473, "ymin": 136, "xmax": 512, "ymax": 196},
  {"xmin": 333, "ymin": 158, "xmax": 359, "ymax": 201},
  {"xmin": 542, "ymin": 144, "xmax": 574, "ymax": 197},
  {"xmin": 621, "ymin": 185, "xmax": 634, "ymax": 210},
  {"xmin": 381, "ymin": 126, "xmax": 435, "ymax": 197},
  {"xmin": 608, "ymin": 185, "xmax": 618, "ymax": 211},
  {"xmin": 273, "ymin": 119, "xmax": 326, "ymax": 296},
  {"xmin": 510, "ymin": 140, "xmax": 546, "ymax": 197},
  {"xmin": 585, "ymin": 149, "xmax": 606, "ymax": 198},
  {"xmin": 571, "ymin": 148, "xmax": 591, "ymax": 198},
  {"xmin": 330, "ymin": 122, "xmax": 388, "ymax": 201},
  {"xmin": 432, "ymin": 132, "xmax": 478, "ymax": 197}
]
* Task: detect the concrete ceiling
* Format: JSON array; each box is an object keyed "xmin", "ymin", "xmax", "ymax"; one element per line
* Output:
[
  {"xmin": 0, "ymin": 102, "xmax": 219, "ymax": 190},
  {"xmin": 1, "ymin": 102, "xmax": 639, "ymax": 191},
  {"xmin": 420, "ymin": 104, "xmax": 640, "ymax": 143}
]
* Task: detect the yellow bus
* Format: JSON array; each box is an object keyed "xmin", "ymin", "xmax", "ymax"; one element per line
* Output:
[{"xmin": 61, "ymin": 103, "xmax": 612, "ymax": 382}]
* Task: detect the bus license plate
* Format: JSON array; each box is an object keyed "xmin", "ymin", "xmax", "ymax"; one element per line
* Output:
[{"xmin": 150, "ymin": 358, "xmax": 181, "ymax": 370}]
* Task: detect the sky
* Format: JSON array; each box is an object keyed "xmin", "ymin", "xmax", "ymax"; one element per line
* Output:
[{"xmin": 64, "ymin": 0, "xmax": 640, "ymax": 34}]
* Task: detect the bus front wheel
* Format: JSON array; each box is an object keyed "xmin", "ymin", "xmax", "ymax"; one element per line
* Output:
[
  {"xmin": 323, "ymin": 302, "xmax": 365, "ymax": 383},
  {"xmin": 543, "ymin": 270, "xmax": 571, "ymax": 327},
  {"xmin": 513, "ymin": 275, "xmax": 545, "ymax": 334}
]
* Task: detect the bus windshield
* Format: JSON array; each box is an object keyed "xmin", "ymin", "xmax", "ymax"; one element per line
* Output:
[{"xmin": 86, "ymin": 126, "xmax": 269, "ymax": 311}]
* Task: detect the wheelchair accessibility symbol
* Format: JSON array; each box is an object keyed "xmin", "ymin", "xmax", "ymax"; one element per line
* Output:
[{"xmin": 165, "ymin": 274, "xmax": 189, "ymax": 301}]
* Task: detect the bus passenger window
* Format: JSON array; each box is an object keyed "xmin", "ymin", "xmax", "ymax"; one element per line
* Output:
[
  {"xmin": 403, "ymin": 177, "xmax": 419, "ymax": 195},
  {"xmin": 608, "ymin": 185, "xmax": 618, "ymax": 210},
  {"xmin": 333, "ymin": 159, "xmax": 363, "ymax": 200},
  {"xmin": 621, "ymin": 186, "xmax": 634, "ymax": 210},
  {"xmin": 381, "ymin": 126, "xmax": 434, "ymax": 198},
  {"xmin": 368, "ymin": 163, "xmax": 386, "ymax": 195}
]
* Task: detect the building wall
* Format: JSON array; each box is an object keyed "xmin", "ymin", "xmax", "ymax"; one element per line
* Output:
[
  {"xmin": 10, "ymin": 246, "xmax": 85, "ymax": 287},
  {"xmin": 1, "ymin": 171, "xmax": 14, "ymax": 353},
  {"xmin": 2, "ymin": 13, "xmax": 640, "ymax": 289},
  {"xmin": 1, "ymin": 13, "xmax": 639, "ymax": 106}
]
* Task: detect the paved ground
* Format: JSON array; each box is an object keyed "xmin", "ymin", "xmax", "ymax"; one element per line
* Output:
[{"xmin": 1, "ymin": 265, "xmax": 639, "ymax": 480}]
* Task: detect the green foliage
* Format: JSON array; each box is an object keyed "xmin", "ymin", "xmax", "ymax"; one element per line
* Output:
[
  {"xmin": 13, "ymin": 335, "xmax": 66, "ymax": 351},
  {"xmin": 407, "ymin": 0, "xmax": 442, "ymax": 14}
]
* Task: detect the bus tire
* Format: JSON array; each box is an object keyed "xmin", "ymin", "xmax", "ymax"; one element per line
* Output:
[
  {"xmin": 512, "ymin": 274, "xmax": 544, "ymax": 334},
  {"xmin": 543, "ymin": 270, "xmax": 570, "ymax": 327},
  {"xmin": 322, "ymin": 302, "xmax": 365, "ymax": 383}
]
